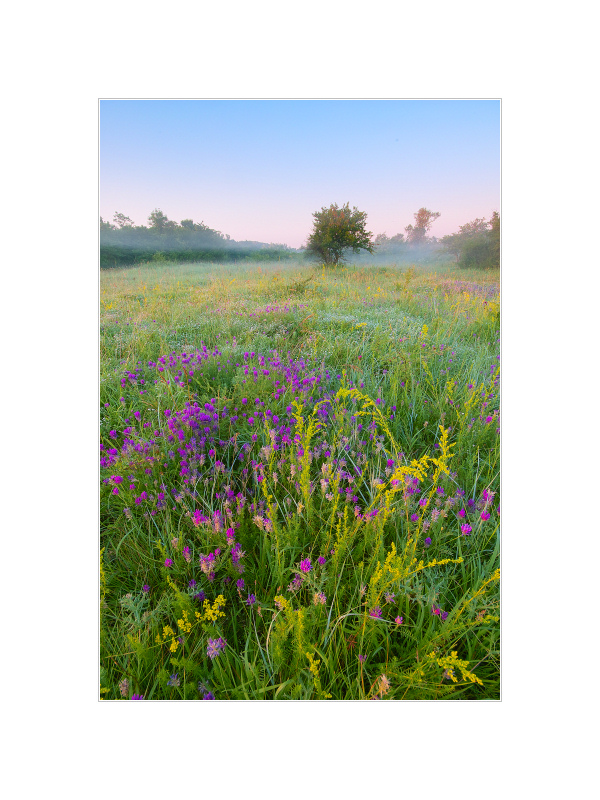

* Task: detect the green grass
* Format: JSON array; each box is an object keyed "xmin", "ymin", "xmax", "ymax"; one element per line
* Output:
[{"xmin": 100, "ymin": 259, "xmax": 500, "ymax": 700}]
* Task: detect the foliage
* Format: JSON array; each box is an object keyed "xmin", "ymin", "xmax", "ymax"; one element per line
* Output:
[
  {"xmin": 441, "ymin": 213, "xmax": 500, "ymax": 270},
  {"xmin": 305, "ymin": 203, "xmax": 375, "ymax": 267},
  {"xmin": 404, "ymin": 208, "xmax": 441, "ymax": 245},
  {"xmin": 100, "ymin": 258, "xmax": 499, "ymax": 700},
  {"xmin": 100, "ymin": 209, "xmax": 296, "ymax": 268}
]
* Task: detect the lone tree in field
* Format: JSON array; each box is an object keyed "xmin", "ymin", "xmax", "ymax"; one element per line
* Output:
[
  {"xmin": 404, "ymin": 207, "xmax": 441, "ymax": 245},
  {"xmin": 305, "ymin": 202, "xmax": 374, "ymax": 266}
]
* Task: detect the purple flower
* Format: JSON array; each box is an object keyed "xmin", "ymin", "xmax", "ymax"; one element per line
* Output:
[
  {"xmin": 203, "ymin": 692, "xmax": 215, "ymax": 700},
  {"xmin": 188, "ymin": 579, "xmax": 196, "ymax": 589},
  {"xmin": 458, "ymin": 508, "xmax": 466, "ymax": 518},
  {"xmin": 167, "ymin": 673, "xmax": 180, "ymax": 687},
  {"xmin": 395, "ymin": 616, "xmax": 404, "ymax": 625},
  {"xmin": 246, "ymin": 593, "xmax": 256, "ymax": 605},
  {"xmin": 317, "ymin": 556, "xmax": 326, "ymax": 566},
  {"xmin": 358, "ymin": 654, "xmax": 366, "ymax": 664},
  {"xmin": 460, "ymin": 524, "xmax": 472, "ymax": 536},
  {"xmin": 194, "ymin": 591, "xmax": 206, "ymax": 602},
  {"xmin": 236, "ymin": 578, "xmax": 245, "ymax": 590},
  {"xmin": 131, "ymin": 694, "xmax": 144, "ymax": 700},
  {"xmin": 424, "ymin": 537, "xmax": 432, "ymax": 547},
  {"xmin": 207, "ymin": 637, "xmax": 227, "ymax": 659},
  {"xmin": 481, "ymin": 511, "xmax": 490, "ymax": 521},
  {"xmin": 369, "ymin": 607, "xmax": 382, "ymax": 619},
  {"xmin": 142, "ymin": 584, "xmax": 150, "ymax": 593},
  {"xmin": 410, "ymin": 513, "xmax": 419, "ymax": 522},
  {"xmin": 440, "ymin": 610, "xmax": 449, "ymax": 621},
  {"xmin": 164, "ymin": 558, "xmax": 173, "ymax": 568},
  {"xmin": 299, "ymin": 558, "xmax": 312, "ymax": 573}
]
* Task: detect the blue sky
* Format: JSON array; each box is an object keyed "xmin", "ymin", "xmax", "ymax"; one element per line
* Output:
[{"xmin": 100, "ymin": 99, "xmax": 500, "ymax": 248}]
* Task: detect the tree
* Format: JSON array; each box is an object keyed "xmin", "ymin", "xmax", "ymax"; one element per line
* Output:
[
  {"xmin": 440, "ymin": 213, "xmax": 499, "ymax": 269},
  {"xmin": 305, "ymin": 202, "xmax": 374, "ymax": 266},
  {"xmin": 441, "ymin": 217, "xmax": 489, "ymax": 262},
  {"xmin": 113, "ymin": 212, "xmax": 134, "ymax": 228},
  {"xmin": 148, "ymin": 208, "xmax": 177, "ymax": 232},
  {"xmin": 405, "ymin": 207, "xmax": 441, "ymax": 245}
]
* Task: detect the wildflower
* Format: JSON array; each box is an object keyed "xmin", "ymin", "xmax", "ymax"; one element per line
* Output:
[
  {"xmin": 246, "ymin": 593, "xmax": 256, "ymax": 605},
  {"xmin": 299, "ymin": 558, "xmax": 312, "ymax": 573},
  {"xmin": 171, "ymin": 537, "xmax": 179, "ymax": 549},
  {"xmin": 313, "ymin": 592, "xmax": 327, "ymax": 605},
  {"xmin": 358, "ymin": 654, "xmax": 366, "ymax": 664},
  {"xmin": 207, "ymin": 637, "xmax": 227, "ymax": 660},
  {"xmin": 236, "ymin": 578, "xmax": 245, "ymax": 590},
  {"xmin": 460, "ymin": 523, "xmax": 472, "ymax": 536},
  {"xmin": 188, "ymin": 580, "xmax": 196, "ymax": 589},
  {"xmin": 193, "ymin": 591, "xmax": 206, "ymax": 602},
  {"xmin": 164, "ymin": 558, "xmax": 173, "ymax": 568},
  {"xmin": 458, "ymin": 508, "xmax": 466, "ymax": 518},
  {"xmin": 318, "ymin": 556, "xmax": 326, "ymax": 566},
  {"xmin": 424, "ymin": 537, "xmax": 432, "ymax": 547},
  {"xmin": 395, "ymin": 616, "xmax": 404, "ymax": 625},
  {"xmin": 142, "ymin": 584, "xmax": 150, "ymax": 593},
  {"xmin": 119, "ymin": 678, "xmax": 129, "ymax": 697},
  {"xmin": 287, "ymin": 574, "xmax": 304, "ymax": 592},
  {"xmin": 130, "ymin": 695, "xmax": 144, "ymax": 700},
  {"xmin": 167, "ymin": 674, "xmax": 180, "ymax": 687},
  {"xmin": 441, "ymin": 610, "xmax": 449, "ymax": 621},
  {"xmin": 369, "ymin": 607, "xmax": 382, "ymax": 619},
  {"xmin": 419, "ymin": 497, "xmax": 428, "ymax": 507},
  {"xmin": 410, "ymin": 513, "xmax": 419, "ymax": 522},
  {"xmin": 384, "ymin": 592, "xmax": 396, "ymax": 603},
  {"xmin": 436, "ymin": 486, "xmax": 445, "ymax": 496},
  {"xmin": 481, "ymin": 511, "xmax": 490, "ymax": 521},
  {"xmin": 379, "ymin": 675, "xmax": 391, "ymax": 696},
  {"xmin": 203, "ymin": 692, "xmax": 215, "ymax": 700},
  {"xmin": 432, "ymin": 605, "xmax": 441, "ymax": 616}
]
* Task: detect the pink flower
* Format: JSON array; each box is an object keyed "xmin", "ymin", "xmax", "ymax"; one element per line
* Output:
[
  {"xmin": 460, "ymin": 524, "xmax": 472, "ymax": 536},
  {"xmin": 164, "ymin": 558, "xmax": 173, "ymax": 568},
  {"xmin": 395, "ymin": 616, "xmax": 403, "ymax": 625},
  {"xmin": 299, "ymin": 558, "xmax": 312, "ymax": 573},
  {"xmin": 458, "ymin": 508, "xmax": 466, "ymax": 518},
  {"xmin": 481, "ymin": 511, "xmax": 490, "ymax": 521}
]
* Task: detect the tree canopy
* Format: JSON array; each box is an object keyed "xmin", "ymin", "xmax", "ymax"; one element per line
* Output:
[
  {"xmin": 404, "ymin": 207, "xmax": 441, "ymax": 245},
  {"xmin": 305, "ymin": 203, "xmax": 374, "ymax": 266}
]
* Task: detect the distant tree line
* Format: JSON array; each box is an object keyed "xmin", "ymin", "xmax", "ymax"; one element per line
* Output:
[
  {"xmin": 304, "ymin": 204, "xmax": 500, "ymax": 269},
  {"xmin": 100, "ymin": 209, "xmax": 297, "ymax": 268},
  {"xmin": 440, "ymin": 212, "xmax": 500, "ymax": 269}
]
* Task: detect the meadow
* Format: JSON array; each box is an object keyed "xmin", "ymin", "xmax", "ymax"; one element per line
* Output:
[{"xmin": 100, "ymin": 258, "xmax": 500, "ymax": 700}]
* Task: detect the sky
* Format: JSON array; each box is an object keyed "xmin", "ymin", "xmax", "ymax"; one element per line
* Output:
[{"xmin": 100, "ymin": 99, "xmax": 500, "ymax": 249}]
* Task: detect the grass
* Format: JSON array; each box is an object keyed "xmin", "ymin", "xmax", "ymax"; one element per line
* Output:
[{"xmin": 100, "ymin": 258, "xmax": 500, "ymax": 700}]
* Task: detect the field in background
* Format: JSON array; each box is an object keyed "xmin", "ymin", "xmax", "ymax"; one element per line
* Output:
[{"xmin": 100, "ymin": 259, "xmax": 500, "ymax": 700}]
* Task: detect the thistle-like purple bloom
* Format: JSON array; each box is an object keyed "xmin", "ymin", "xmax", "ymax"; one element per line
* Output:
[
  {"xmin": 299, "ymin": 558, "xmax": 312, "ymax": 573},
  {"xmin": 207, "ymin": 637, "xmax": 227, "ymax": 660},
  {"xmin": 460, "ymin": 524, "xmax": 472, "ymax": 536}
]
